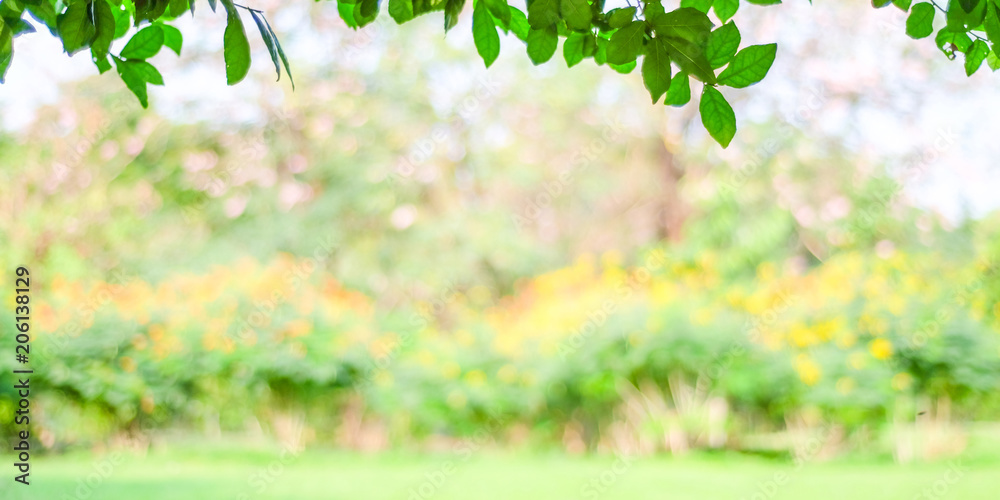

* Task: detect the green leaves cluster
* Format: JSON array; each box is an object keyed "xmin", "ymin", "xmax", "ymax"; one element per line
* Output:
[
  {"xmin": 4, "ymin": 0, "xmax": 1000, "ymax": 146},
  {"xmin": 2, "ymin": 0, "xmax": 779, "ymax": 146},
  {"xmin": 0, "ymin": 0, "xmax": 782, "ymax": 146},
  {"xmin": 0, "ymin": 0, "xmax": 291, "ymax": 107},
  {"xmin": 888, "ymin": 0, "xmax": 1000, "ymax": 76},
  {"xmin": 588, "ymin": 3, "xmax": 775, "ymax": 148},
  {"xmin": 470, "ymin": 0, "xmax": 780, "ymax": 147},
  {"xmin": 3, "ymin": 0, "xmax": 770, "ymax": 148}
]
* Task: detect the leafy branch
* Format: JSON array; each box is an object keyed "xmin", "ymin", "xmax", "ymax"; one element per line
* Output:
[{"xmin": 0, "ymin": 0, "xmax": 996, "ymax": 146}]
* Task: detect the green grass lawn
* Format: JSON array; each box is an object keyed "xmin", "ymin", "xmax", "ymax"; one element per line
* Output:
[{"xmin": 2, "ymin": 444, "xmax": 997, "ymax": 500}]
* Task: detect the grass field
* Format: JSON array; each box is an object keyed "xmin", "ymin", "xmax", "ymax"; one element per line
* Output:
[{"xmin": 3, "ymin": 442, "xmax": 999, "ymax": 500}]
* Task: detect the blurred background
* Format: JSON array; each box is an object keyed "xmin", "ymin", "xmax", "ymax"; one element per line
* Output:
[{"xmin": 2, "ymin": 0, "xmax": 1000, "ymax": 498}]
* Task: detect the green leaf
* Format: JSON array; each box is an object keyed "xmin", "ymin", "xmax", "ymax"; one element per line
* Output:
[
  {"xmin": 56, "ymin": 1, "xmax": 96, "ymax": 55},
  {"xmin": 607, "ymin": 7, "xmax": 636, "ymax": 29},
  {"xmin": 114, "ymin": 5, "xmax": 131, "ymax": 38},
  {"xmin": 250, "ymin": 10, "xmax": 280, "ymax": 81},
  {"xmin": 262, "ymin": 15, "xmax": 294, "ymax": 89},
  {"xmin": 114, "ymin": 57, "xmax": 154, "ymax": 107},
  {"xmin": 94, "ymin": 55, "xmax": 112, "ymax": 73},
  {"xmin": 444, "ymin": 0, "xmax": 464, "ymax": 31},
  {"xmin": 891, "ymin": 0, "xmax": 911, "ymax": 11},
  {"xmin": 26, "ymin": 2, "xmax": 58, "ymax": 36},
  {"xmin": 91, "ymin": 0, "xmax": 116, "ymax": 61},
  {"xmin": 527, "ymin": 0, "xmax": 559, "ymax": 29},
  {"xmin": 0, "ymin": 3, "xmax": 22, "ymax": 26},
  {"xmin": 208, "ymin": 0, "xmax": 218, "ymax": 12},
  {"xmin": 935, "ymin": 26, "xmax": 973, "ymax": 58},
  {"xmin": 699, "ymin": 86, "xmax": 736, "ymax": 147},
  {"xmin": 957, "ymin": 0, "xmax": 979, "ymax": 13},
  {"xmin": 360, "ymin": 0, "xmax": 380, "ymax": 18},
  {"xmin": 134, "ymin": 0, "xmax": 170, "ymax": 26},
  {"xmin": 680, "ymin": 0, "xmax": 714, "ymax": 14},
  {"xmin": 606, "ymin": 20, "xmax": 645, "ymax": 65},
  {"xmin": 339, "ymin": 0, "xmax": 359, "ymax": 28},
  {"xmin": 664, "ymin": 71, "xmax": 691, "ymax": 106},
  {"xmin": 121, "ymin": 25, "xmax": 165, "ymax": 60},
  {"xmin": 223, "ymin": 3, "xmax": 251, "ymax": 85},
  {"xmin": 526, "ymin": 25, "xmax": 557, "ymax": 64},
  {"xmin": 388, "ymin": 0, "xmax": 415, "ymax": 22},
  {"xmin": 946, "ymin": 0, "xmax": 984, "ymax": 30},
  {"xmin": 160, "ymin": 23, "xmax": 183, "ymax": 55},
  {"xmin": 644, "ymin": 0, "xmax": 665, "ymax": 18},
  {"xmin": 648, "ymin": 7, "xmax": 713, "ymax": 46},
  {"xmin": 594, "ymin": 35, "xmax": 607, "ymax": 64},
  {"xmin": 473, "ymin": 0, "xmax": 501, "ymax": 67},
  {"xmin": 660, "ymin": 35, "xmax": 716, "ymax": 83},
  {"xmin": 717, "ymin": 43, "xmax": 775, "ymax": 88},
  {"xmin": 357, "ymin": 0, "xmax": 382, "ymax": 28},
  {"xmin": 713, "ymin": 0, "xmax": 738, "ymax": 23},
  {"xmin": 0, "ymin": 24, "xmax": 12, "ymax": 83},
  {"xmin": 872, "ymin": 0, "xmax": 892, "ymax": 7},
  {"xmin": 563, "ymin": 31, "xmax": 587, "ymax": 67},
  {"xmin": 609, "ymin": 59, "xmax": 637, "ymax": 73},
  {"xmin": 122, "ymin": 59, "xmax": 165, "ymax": 85},
  {"xmin": 642, "ymin": 36, "xmax": 671, "ymax": 103},
  {"xmin": 987, "ymin": 50, "xmax": 1000, "ymax": 70},
  {"xmin": 984, "ymin": 1, "xmax": 1000, "ymax": 55},
  {"xmin": 485, "ymin": 0, "xmax": 511, "ymax": 26},
  {"xmin": 167, "ymin": 0, "xmax": 193, "ymax": 17},
  {"xmin": 560, "ymin": 0, "xmax": 591, "ymax": 30},
  {"xmin": 506, "ymin": 6, "xmax": 530, "ymax": 41},
  {"xmin": 4, "ymin": 17, "xmax": 35, "ymax": 37},
  {"xmin": 582, "ymin": 30, "xmax": 597, "ymax": 56},
  {"xmin": 706, "ymin": 21, "xmax": 739, "ymax": 69},
  {"xmin": 965, "ymin": 38, "xmax": 989, "ymax": 74},
  {"xmin": 117, "ymin": 75, "xmax": 148, "ymax": 107}
]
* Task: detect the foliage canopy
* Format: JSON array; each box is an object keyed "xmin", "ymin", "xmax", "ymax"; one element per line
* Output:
[{"xmin": 1, "ymin": 0, "xmax": 998, "ymax": 146}]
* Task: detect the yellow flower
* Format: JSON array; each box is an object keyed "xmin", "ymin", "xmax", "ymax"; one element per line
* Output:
[
  {"xmin": 468, "ymin": 285, "xmax": 492, "ymax": 305},
  {"xmin": 456, "ymin": 330, "xmax": 476, "ymax": 347},
  {"xmin": 442, "ymin": 361, "xmax": 461, "ymax": 380},
  {"xmin": 869, "ymin": 338, "xmax": 893, "ymax": 360},
  {"xmin": 119, "ymin": 356, "xmax": 137, "ymax": 373},
  {"xmin": 289, "ymin": 341, "xmax": 307, "ymax": 358},
  {"xmin": 789, "ymin": 322, "xmax": 819, "ymax": 348},
  {"xmin": 416, "ymin": 349, "xmax": 435, "ymax": 367},
  {"xmin": 141, "ymin": 394, "xmax": 156, "ymax": 414},
  {"xmin": 497, "ymin": 364, "xmax": 518, "ymax": 384},
  {"xmin": 132, "ymin": 335, "xmax": 149, "ymax": 351},
  {"xmin": 148, "ymin": 324, "xmax": 165, "ymax": 342},
  {"xmin": 464, "ymin": 369, "xmax": 487, "ymax": 387},
  {"xmin": 283, "ymin": 319, "xmax": 312, "ymax": 339},
  {"xmin": 836, "ymin": 377, "xmax": 855, "ymax": 395},
  {"xmin": 691, "ymin": 308, "xmax": 713, "ymax": 326},
  {"xmin": 835, "ymin": 330, "xmax": 856, "ymax": 349},
  {"xmin": 374, "ymin": 371, "xmax": 393, "ymax": 387},
  {"xmin": 202, "ymin": 333, "xmax": 219, "ymax": 351},
  {"xmin": 600, "ymin": 250, "xmax": 623, "ymax": 268},
  {"xmin": 891, "ymin": 372, "xmax": 912, "ymax": 391},
  {"xmin": 848, "ymin": 352, "xmax": 867, "ymax": 370},
  {"xmin": 886, "ymin": 295, "xmax": 907, "ymax": 316},
  {"xmin": 446, "ymin": 390, "xmax": 467, "ymax": 409},
  {"xmin": 757, "ymin": 262, "xmax": 776, "ymax": 283},
  {"xmin": 725, "ymin": 287, "xmax": 745, "ymax": 307},
  {"xmin": 626, "ymin": 330, "xmax": 644, "ymax": 347},
  {"xmin": 794, "ymin": 354, "xmax": 821, "ymax": 386}
]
